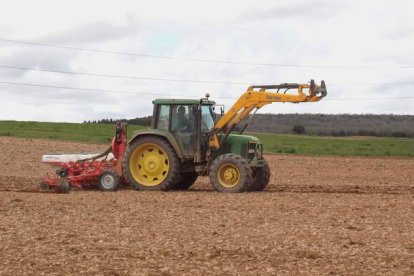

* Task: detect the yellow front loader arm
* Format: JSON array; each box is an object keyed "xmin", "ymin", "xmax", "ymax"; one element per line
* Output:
[{"xmin": 208, "ymin": 79, "xmax": 327, "ymax": 150}]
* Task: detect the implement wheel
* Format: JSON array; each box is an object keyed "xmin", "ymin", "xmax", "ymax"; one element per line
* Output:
[
  {"xmin": 98, "ymin": 169, "xmax": 120, "ymax": 191},
  {"xmin": 209, "ymin": 153, "xmax": 252, "ymax": 193},
  {"xmin": 55, "ymin": 178, "xmax": 70, "ymax": 194},
  {"xmin": 171, "ymin": 173, "xmax": 198, "ymax": 190},
  {"xmin": 248, "ymin": 161, "xmax": 270, "ymax": 191},
  {"xmin": 123, "ymin": 136, "xmax": 180, "ymax": 191},
  {"xmin": 39, "ymin": 181, "xmax": 50, "ymax": 192}
]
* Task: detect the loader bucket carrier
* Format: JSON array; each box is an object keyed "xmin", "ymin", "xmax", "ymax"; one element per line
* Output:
[{"xmin": 208, "ymin": 79, "xmax": 327, "ymax": 150}]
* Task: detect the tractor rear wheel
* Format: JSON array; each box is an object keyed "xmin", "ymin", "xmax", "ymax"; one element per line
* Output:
[
  {"xmin": 123, "ymin": 136, "xmax": 180, "ymax": 191},
  {"xmin": 248, "ymin": 161, "xmax": 270, "ymax": 191},
  {"xmin": 171, "ymin": 172, "xmax": 198, "ymax": 190},
  {"xmin": 98, "ymin": 169, "xmax": 120, "ymax": 191},
  {"xmin": 209, "ymin": 153, "xmax": 252, "ymax": 193}
]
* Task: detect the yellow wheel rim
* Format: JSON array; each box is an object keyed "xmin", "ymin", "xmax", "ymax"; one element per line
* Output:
[
  {"xmin": 217, "ymin": 163, "xmax": 240, "ymax": 188},
  {"xmin": 129, "ymin": 143, "xmax": 169, "ymax": 186}
]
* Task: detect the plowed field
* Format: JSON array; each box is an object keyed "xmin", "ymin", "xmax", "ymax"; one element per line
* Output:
[{"xmin": 0, "ymin": 137, "xmax": 413, "ymax": 275}]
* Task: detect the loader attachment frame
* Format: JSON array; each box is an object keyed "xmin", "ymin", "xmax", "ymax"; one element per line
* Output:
[{"xmin": 208, "ymin": 79, "xmax": 327, "ymax": 151}]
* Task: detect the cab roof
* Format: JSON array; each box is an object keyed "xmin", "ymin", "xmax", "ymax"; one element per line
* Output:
[{"xmin": 153, "ymin": 98, "xmax": 215, "ymax": 105}]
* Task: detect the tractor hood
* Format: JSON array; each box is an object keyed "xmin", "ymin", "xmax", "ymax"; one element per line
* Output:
[
  {"xmin": 224, "ymin": 133, "xmax": 260, "ymax": 144},
  {"xmin": 215, "ymin": 133, "xmax": 261, "ymax": 158}
]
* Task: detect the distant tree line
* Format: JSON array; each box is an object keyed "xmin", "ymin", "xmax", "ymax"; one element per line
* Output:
[
  {"xmin": 246, "ymin": 113, "xmax": 414, "ymax": 138},
  {"xmin": 83, "ymin": 116, "xmax": 152, "ymax": 126},
  {"xmin": 86, "ymin": 113, "xmax": 414, "ymax": 138}
]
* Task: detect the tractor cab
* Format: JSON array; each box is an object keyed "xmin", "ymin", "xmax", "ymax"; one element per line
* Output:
[{"xmin": 151, "ymin": 98, "xmax": 216, "ymax": 162}]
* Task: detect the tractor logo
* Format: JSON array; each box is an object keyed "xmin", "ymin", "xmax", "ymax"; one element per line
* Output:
[{"xmin": 266, "ymin": 95, "xmax": 282, "ymax": 101}]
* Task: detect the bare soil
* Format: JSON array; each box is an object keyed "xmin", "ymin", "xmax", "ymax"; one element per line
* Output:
[{"xmin": 0, "ymin": 137, "xmax": 413, "ymax": 275}]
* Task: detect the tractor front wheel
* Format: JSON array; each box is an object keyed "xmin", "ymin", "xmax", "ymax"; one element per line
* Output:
[
  {"xmin": 209, "ymin": 154, "xmax": 252, "ymax": 193},
  {"xmin": 123, "ymin": 136, "xmax": 180, "ymax": 191},
  {"xmin": 248, "ymin": 161, "xmax": 271, "ymax": 191}
]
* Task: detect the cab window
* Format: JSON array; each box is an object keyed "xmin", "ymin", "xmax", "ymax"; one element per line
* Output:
[
  {"xmin": 171, "ymin": 105, "xmax": 192, "ymax": 132},
  {"xmin": 171, "ymin": 105, "xmax": 195, "ymax": 157},
  {"xmin": 201, "ymin": 105, "xmax": 215, "ymax": 132},
  {"xmin": 156, "ymin": 105, "xmax": 170, "ymax": 130}
]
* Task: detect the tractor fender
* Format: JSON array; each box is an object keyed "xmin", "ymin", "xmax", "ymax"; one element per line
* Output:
[{"xmin": 128, "ymin": 129, "xmax": 185, "ymax": 160}]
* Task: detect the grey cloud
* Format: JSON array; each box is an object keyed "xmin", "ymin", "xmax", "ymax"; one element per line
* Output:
[
  {"xmin": 0, "ymin": 18, "xmax": 140, "ymax": 79},
  {"xmin": 41, "ymin": 19, "xmax": 140, "ymax": 45},
  {"xmin": 373, "ymin": 80, "xmax": 414, "ymax": 95},
  {"xmin": 364, "ymin": 51, "xmax": 414, "ymax": 66},
  {"xmin": 365, "ymin": 83, "xmax": 414, "ymax": 114},
  {"xmin": 0, "ymin": 26, "xmax": 11, "ymax": 36},
  {"xmin": 1, "ymin": 80, "xmax": 135, "ymax": 122},
  {"xmin": 2, "ymin": 83, "xmax": 117, "ymax": 106},
  {"xmin": 244, "ymin": 0, "xmax": 348, "ymax": 21},
  {"xmin": 0, "ymin": 47, "xmax": 78, "ymax": 78},
  {"xmin": 383, "ymin": 25, "xmax": 414, "ymax": 40}
]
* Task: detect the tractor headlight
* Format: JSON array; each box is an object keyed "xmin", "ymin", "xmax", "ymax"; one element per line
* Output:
[
  {"xmin": 256, "ymin": 143, "xmax": 263, "ymax": 159},
  {"xmin": 246, "ymin": 142, "xmax": 256, "ymax": 160},
  {"xmin": 246, "ymin": 142, "xmax": 263, "ymax": 160}
]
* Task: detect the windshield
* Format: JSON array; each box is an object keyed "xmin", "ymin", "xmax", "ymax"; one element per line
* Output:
[{"xmin": 201, "ymin": 105, "xmax": 215, "ymax": 132}]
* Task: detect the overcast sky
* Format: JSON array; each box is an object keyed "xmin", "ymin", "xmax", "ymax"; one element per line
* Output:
[{"xmin": 0, "ymin": 0, "xmax": 413, "ymax": 122}]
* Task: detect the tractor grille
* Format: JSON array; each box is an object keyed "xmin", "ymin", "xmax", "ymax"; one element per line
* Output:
[
  {"xmin": 241, "ymin": 142, "xmax": 263, "ymax": 160},
  {"xmin": 246, "ymin": 142, "xmax": 257, "ymax": 160}
]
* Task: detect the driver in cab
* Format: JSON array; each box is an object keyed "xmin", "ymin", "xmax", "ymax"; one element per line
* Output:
[{"xmin": 175, "ymin": 105, "xmax": 191, "ymax": 131}]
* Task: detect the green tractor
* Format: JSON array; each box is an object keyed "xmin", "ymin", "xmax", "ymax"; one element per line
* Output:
[{"xmin": 122, "ymin": 80, "xmax": 327, "ymax": 192}]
